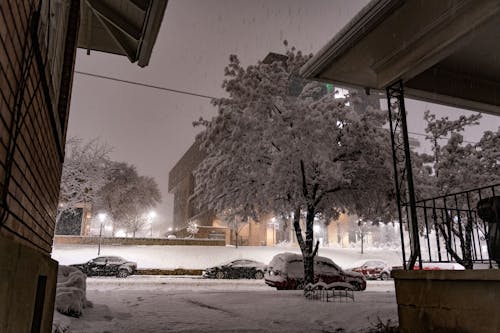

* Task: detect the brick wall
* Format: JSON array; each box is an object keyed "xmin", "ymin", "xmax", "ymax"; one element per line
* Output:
[
  {"xmin": 1, "ymin": 2, "xmax": 80, "ymax": 331},
  {"xmin": 0, "ymin": 1, "xmax": 77, "ymax": 255}
]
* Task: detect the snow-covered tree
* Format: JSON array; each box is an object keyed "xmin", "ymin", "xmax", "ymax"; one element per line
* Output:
[
  {"xmin": 186, "ymin": 220, "xmax": 199, "ymax": 238},
  {"xmin": 194, "ymin": 46, "xmax": 394, "ymax": 284},
  {"xmin": 96, "ymin": 162, "xmax": 161, "ymax": 236},
  {"xmin": 57, "ymin": 138, "xmax": 111, "ymax": 228},
  {"xmin": 423, "ymin": 110, "xmax": 481, "ymax": 180},
  {"xmin": 417, "ymin": 112, "xmax": 499, "ymax": 268}
]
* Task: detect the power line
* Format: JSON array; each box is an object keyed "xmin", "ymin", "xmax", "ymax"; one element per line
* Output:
[
  {"xmin": 73, "ymin": 71, "xmax": 482, "ymax": 144},
  {"xmin": 408, "ymin": 131, "xmax": 477, "ymax": 145},
  {"xmin": 75, "ymin": 70, "xmax": 218, "ymax": 100}
]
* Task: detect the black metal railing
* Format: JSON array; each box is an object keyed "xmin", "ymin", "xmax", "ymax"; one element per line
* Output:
[{"xmin": 401, "ymin": 183, "xmax": 499, "ymax": 269}]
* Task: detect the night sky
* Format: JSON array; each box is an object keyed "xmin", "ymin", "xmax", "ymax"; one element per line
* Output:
[{"xmin": 67, "ymin": 0, "xmax": 499, "ymax": 231}]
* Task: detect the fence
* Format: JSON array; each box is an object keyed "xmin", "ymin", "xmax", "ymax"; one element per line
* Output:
[{"xmin": 401, "ymin": 183, "xmax": 499, "ymax": 269}]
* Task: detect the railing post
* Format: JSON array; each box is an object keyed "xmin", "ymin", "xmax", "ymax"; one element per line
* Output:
[{"xmin": 386, "ymin": 80, "xmax": 421, "ymax": 270}]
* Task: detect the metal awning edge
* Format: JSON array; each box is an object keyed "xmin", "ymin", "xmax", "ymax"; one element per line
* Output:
[
  {"xmin": 299, "ymin": 0, "xmax": 403, "ymax": 79},
  {"xmin": 137, "ymin": 0, "xmax": 168, "ymax": 67}
]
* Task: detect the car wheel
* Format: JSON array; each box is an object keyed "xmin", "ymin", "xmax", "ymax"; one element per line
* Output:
[
  {"xmin": 117, "ymin": 269, "xmax": 129, "ymax": 278},
  {"xmin": 215, "ymin": 271, "xmax": 225, "ymax": 279},
  {"xmin": 295, "ymin": 281, "xmax": 304, "ymax": 290},
  {"xmin": 380, "ymin": 272, "xmax": 390, "ymax": 280},
  {"xmin": 254, "ymin": 271, "xmax": 264, "ymax": 279},
  {"xmin": 350, "ymin": 282, "xmax": 361, "ymax": 291}
]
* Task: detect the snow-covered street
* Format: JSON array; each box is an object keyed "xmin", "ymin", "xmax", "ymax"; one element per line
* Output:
[{"xmin": 64, "ymin": 277, "xmax": 397, "ymax": 333}]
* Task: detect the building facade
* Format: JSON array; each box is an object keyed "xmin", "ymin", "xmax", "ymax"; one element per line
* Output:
[{"xmin": 169, "ymin": 141, "xmax": 380, "ymax": 248}]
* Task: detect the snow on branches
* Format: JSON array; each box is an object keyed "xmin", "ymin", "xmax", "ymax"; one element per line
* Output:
[
  {"xmin": 58, "ymin": 137, "xmax": 111, "ymax": 224},
  {"xmin": 58, "ymin": 138, "xmax": 161, "ymax": 237},
  {"xmin": 421, "ymin": 111, "xmax": 499, "ymax": 196}
]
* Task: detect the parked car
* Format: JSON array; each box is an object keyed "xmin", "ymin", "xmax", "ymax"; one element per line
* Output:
[
  {"xmin": 70, "ymin": 256, "xmax": 137, "ymax": 278},
  {"xmin": 412, "ymin": 262, "xmax": 465, "ymax": 270},
  {"xmin": 264, "ymin": 253, "xmax": 366, "ymax": 291},
  {"xmin": 203, "ymin": 259, "xmax": 267, "ymax": 279},
  {"xmin": 349, "ymin": 259, "xmax": 392, "ymax": 280}
]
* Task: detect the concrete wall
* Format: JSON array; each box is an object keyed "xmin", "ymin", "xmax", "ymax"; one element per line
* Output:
[
  {"xmin": 392, "ymin": 269, "xmax": 500, "ymax": 333},
  {"xmin": 168, "ymin": 140, "xmax": 208, "ymax": 230},
  {"xmin": 173, "ymin": 225, "xmax": 228, "ymax": 241},
  {"xmin": 0, "ymin": 237, "xmax": 58, "ymax": 333},
  {"xmin": 53, "ymin": 235, "xmax": 225, "ymax": 246}
]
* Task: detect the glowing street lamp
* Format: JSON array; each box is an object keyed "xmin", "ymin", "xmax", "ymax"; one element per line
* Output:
[
  {"xmin": 148, "ymin": 211, "xmax": 156, "ymax": 237},
  {"xmin": 97, "ymin": 213, "xmax": 107, "ymax": 255}
]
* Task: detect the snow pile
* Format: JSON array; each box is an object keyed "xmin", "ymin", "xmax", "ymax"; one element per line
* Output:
[
  {"xmin": 52, "ymin": 311, "xmax": 71, "ymax": 333},
  {"xmin": 54, "ymin": 265, "xmax": 92, "ymax": 317}
]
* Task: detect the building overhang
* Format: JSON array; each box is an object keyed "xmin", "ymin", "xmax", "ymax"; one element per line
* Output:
[
  {"xmin": 300, "ymin": 0, "xmax": 500, "ymax": 116},
  {"xmin": 77, "ymin": 0, "xmax": 168, "ymax": 67}
]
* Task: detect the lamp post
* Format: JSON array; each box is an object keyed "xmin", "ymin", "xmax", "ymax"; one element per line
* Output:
[
  {"xmin": 97, "ymin": 213, "xmax": 106, "ymax": 255},
  {"xmin": 270, "ymin": 217, "xmax": 279, "ymax": 245},
  {"xmin": 148, "ymin": 211, "xmax": 156, "ymax": 238}
]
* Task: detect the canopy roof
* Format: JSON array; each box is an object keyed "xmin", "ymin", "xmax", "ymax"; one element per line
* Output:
[
  {"xmin": 300, "ymin": 0, "xmax": 500, "ymax": 116},
  {"xmin": 78, "ymin": 0, "xmax": 167, "ymax": 67}
]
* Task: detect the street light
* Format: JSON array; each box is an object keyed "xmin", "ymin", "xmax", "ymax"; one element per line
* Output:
[
  {"xmin": 97, "ymin": 213, "xmax": 107, "ymax": 255},
  {"xmin": 148, "ymin": 211, "xmax": 156, "ymax": 238},
  {"xmin": 270, "ymin": 217, "xmax": 279, "ymax": 245}
]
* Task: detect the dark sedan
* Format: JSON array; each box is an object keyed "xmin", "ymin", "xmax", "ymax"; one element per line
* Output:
[
  {"xmin": 70, "ymin": 256, "xmax": 137, "ymax": 278},
  {"xmin": 203, "ymin": 259, "xmax": 267, "ymax": 279}
]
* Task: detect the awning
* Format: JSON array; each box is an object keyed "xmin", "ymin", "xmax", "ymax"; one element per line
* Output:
[
  {"xmin": 300, "ymin": 0, "xmax": 500, "ymax": 116},
  {"xmin": 78, "ymin": 0, "xmax": 168, "ymax": 67}
]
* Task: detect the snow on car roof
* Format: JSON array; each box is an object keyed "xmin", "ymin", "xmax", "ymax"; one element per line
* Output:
[
  {"xmin": 347, "ymin": 259, "xmax": 388, "ymax": 269},
  {"xmin": 268, "ymin": 252, "xmax": 340, "ymax": 270}
]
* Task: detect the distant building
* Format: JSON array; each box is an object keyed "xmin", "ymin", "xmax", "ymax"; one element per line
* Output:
[
  {"xmin": 168, "ymin": 140, "xmax": 209, "ymax": 230},
  {"xmin": 55, "ymin": 203, "xmax": 93, "ymax": 236}
]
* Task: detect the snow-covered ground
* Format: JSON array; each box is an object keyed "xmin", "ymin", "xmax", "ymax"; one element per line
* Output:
[
  {"xmin": 53, "ymin": 246, "xmax": 401, "ymax": 332},
  {"xmin": 52, "ymin": 244, "xmax": 404, "ymax": 270},
  {"xmin": 64, "ymin": 276, "xmax": 397, "ymax": 333}
]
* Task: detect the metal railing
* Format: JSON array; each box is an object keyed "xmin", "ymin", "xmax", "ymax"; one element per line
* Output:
[{"xmin": 401, "ymin": 183, "xmax": 499, "ymax": 269}]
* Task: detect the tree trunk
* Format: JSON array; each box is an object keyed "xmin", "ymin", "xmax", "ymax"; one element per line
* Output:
[
  {"xmin": 303, "ymin": 205, "xmax": 315, "ymax": 284},
  {"xmin": 303, "ymin": 254, "xmax": 314, "ymax": 286},
  {"xmin": 293, "ymin": 203, "xmax": 322, "ymax": 289},
  {"xmin": 235, "ymin": 230, "xmax": 239, "ymax": 248}
]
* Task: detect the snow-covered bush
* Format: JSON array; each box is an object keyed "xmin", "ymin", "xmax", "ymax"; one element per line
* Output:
[
  {"xmin": 54, "ymin": 265, "xmax": 92, "ymax": 318},
  {"xmin": 187, "ymin": 220, "xmax": 199, "ymax": 238},
  {"xmin": 52, "ymin": 311, "xmax": 71, "ymax": 333}
]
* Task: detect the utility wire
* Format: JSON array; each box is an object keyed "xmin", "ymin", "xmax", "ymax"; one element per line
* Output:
[
  {"xmin": 408, "ymin": 131, "xmax": 477, "ymax": 145},
  {"xmin": 75, "ymin": 71, "xmax": 218, "ymax": 100},
  {"xmin": 74, "ymin": 71, "xmax": 481, "ymax": 144}
]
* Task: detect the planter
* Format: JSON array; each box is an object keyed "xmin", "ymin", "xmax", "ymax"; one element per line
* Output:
[{"xmin": 392, "ymin": 269, "xmax": 500, "ymax": 333}]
